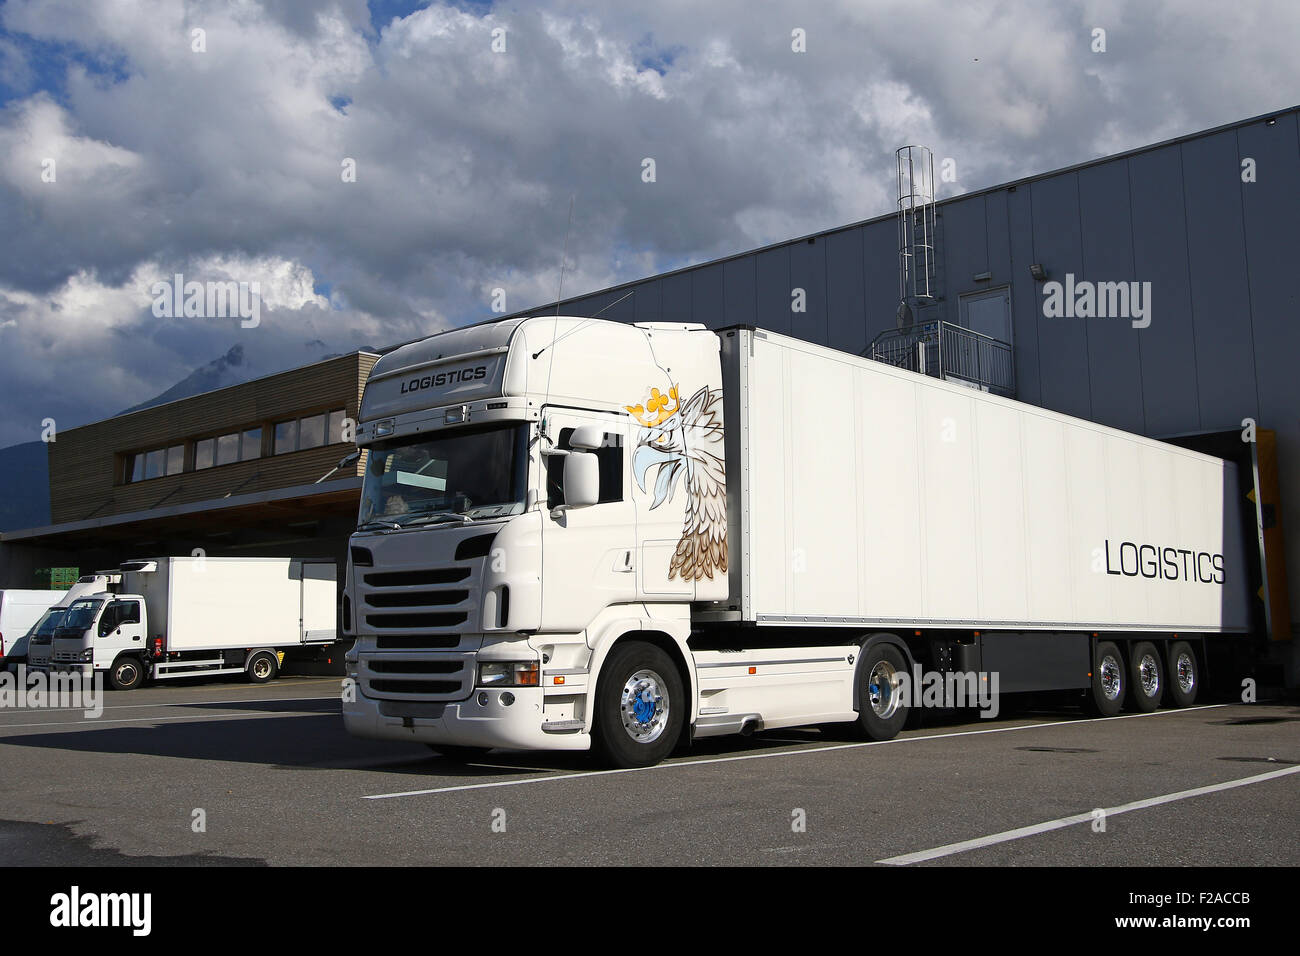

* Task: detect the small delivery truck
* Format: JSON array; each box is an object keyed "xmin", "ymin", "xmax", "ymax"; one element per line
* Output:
[
  {"xmin": 50, "ymin": 557, "xmax": 338, "ymax": 689},
  {"xmin": 0, "ymin": 588, "xmax": 68, "ymax": 671},
  {"xmin": 16, "ymin": 572, "xmax": 122, "ymax": 672},
  {"xmin": 341, "ymin": 317, "xmax": 1261, "ymax": 767}
]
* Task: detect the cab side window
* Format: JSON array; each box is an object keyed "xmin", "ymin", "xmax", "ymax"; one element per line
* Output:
[
  {"xmin": 545, "ymin": 428, "xmax": 624, "ymax": 508},
  {"xmin": 118, "ymin": 601, "xmax": 141, "ymax": 625}
]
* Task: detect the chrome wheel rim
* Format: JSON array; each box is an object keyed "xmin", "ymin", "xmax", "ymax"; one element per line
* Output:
[
  {"xmin": 116, "ymin": 662, "xmax": 137, "ymax": 685},
  {"xmin": 252, "ymin": 657, "xmax": 273, "ymax": 679},
  {"xmin": 1175, "ymin": 652, "xmax": 1195, "ymax": 695},
  {"xmin": 620, "ymin": 669, "xmax": 669, "ymax": 743},
  {"xmin": 1099, "ymin": 654, "xmax": 1123, "ymax": 701},
  {"xmin": 1138, "ymin": 653, "xmax": 1160, "ymax": 698},
  {"xmin": 867, "ymin": 660, "xmax": 901, "ymax": 718}
]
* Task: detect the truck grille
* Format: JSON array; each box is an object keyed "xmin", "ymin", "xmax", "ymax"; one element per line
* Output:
[
  {"xmin": 358, "ymin": 655, "xmax": 474, "ymax": 701},
  {"xmin": 357, "ymin": 558, "xmax": 481, "ymax": 701}
]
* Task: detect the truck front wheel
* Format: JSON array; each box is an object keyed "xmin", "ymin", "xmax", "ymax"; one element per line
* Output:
[
  {"xmin": 854, "ymin": 643, "xmax": 910, "ymax": 741},
  {"xmin": 246, "ymin": 651, "xmax": 279, "ymax": 684},
  {"xmin": 108, "ymin": 656, "xmax": 144, "ymax": 691},
  {"xmin": 593, "ymin": 641, "xmax": 684, "ymax": 769}
]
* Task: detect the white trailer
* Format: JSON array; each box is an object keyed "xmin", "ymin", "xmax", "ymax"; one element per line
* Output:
[
  {"xmin": 50, "ymin": 557, "xmax": 337, "ymax": 689},
  {"xmin": 340, "ymin": 317, "xmax": 1258, "ymax": 767}
]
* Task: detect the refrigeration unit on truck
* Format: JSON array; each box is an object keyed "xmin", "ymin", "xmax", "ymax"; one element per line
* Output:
[
  {"xmin": 50, "ymin": 557, "xmax": 338, "ymax": 689},
  {"xmin": 341, "ymin": 316, "xmax": 1258, "ymax": 767}
]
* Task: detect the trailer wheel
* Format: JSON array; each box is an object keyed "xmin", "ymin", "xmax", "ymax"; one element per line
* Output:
[
  {"xmin": 246, "ymin": 651, "xmax": 279, "ymax": 684},
  {"xmin": 1128, "ymin": 641, "xmax": 1164, "ymax": 712},
  {"xmin": 592, "ymin": 641, "xmax": 684, "ymax": 769},
  {"xmin": 424, "ymin": 744, "xmax": 488, "ymax": 763},
  {"xmin": 1085, "ymin": 641, "xmax": 1126, "ymax": 717},
  {"xmin": 1165, "ymin": 640, "xmax": 1199, "ymax": 708},
  {"xmin": 854, "ymin": 644, "xmax": 910, "ymax": 741},
  {"xmin": 108, "ymin": 655, "xmax": 144, "ymax": 691}
]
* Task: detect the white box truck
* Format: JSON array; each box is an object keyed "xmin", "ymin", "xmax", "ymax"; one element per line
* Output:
[
  {"xmin": 0, "ymin": 588, "xmax": 68, "ymax": 671},
  {"xmin": 341, "ymin": 317, "xmax": 1256, "ymax": 767},
  {"xmin": 18, "ymin": 572, "xmax": 122, "ymax": 673},
  {"xmin": 50, "ymin": 557, "xmax": 338, "ymax": 689}
]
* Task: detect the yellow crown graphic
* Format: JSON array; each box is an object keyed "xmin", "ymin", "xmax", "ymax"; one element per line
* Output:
[{"xmin": 626, "ymin": 385, "xmax": 679, "ymax": 427}]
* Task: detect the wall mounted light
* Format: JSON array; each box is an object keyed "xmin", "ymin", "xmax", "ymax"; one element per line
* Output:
[{"xmin": 1029, "ymin": 263, "xmax": 1048, "ymax": 282}]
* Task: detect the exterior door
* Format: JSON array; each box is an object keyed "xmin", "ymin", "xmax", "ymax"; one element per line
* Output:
[{"xmin": 537, "ymin": 408, "xmax": 638, "ymax": 633}]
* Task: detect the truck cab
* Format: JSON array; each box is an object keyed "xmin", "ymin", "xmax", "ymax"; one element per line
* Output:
[
  {"xmin": 343, "ymin": 316, "xmax": 731, "ymax": 766},
  {"xmin": 51, "ymin": 594, "xmax": 149, "ymax": 689}
]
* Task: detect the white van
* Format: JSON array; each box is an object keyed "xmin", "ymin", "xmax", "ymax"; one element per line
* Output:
[{"xmin": 0, "ymin": 590, "xmax": 65, "ymax": 671}]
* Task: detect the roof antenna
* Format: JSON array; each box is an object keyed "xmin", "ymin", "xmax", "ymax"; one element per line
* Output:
[{"xmin": 534, "ymin": 194, "xmax": 575, "ymax": 360}]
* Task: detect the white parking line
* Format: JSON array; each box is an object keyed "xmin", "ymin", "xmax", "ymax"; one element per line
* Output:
[
  {"xmin": 362, "ymin": 704, "xmax": 1227, "ymax": 799},
  {"xmin": 876, "ymin": 764, "xmax": 1300, "ymax": 865}
]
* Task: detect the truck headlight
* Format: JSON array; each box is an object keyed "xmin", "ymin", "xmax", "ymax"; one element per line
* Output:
[
  {"xmin": 79, "ymin": 649, "xmax": 94, "ymax": 661},
  {"xmin": 477, "ymin": 661, "xmax": 539, "ymax": 687}
]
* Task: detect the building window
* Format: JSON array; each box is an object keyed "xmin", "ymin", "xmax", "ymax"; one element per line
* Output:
[
  {"xmin": 165, "ymin": 445, "xmax": 184, "ymax": 476},
  {"xmin": 216, "ymin": 432, "xmax": 240, "ymax": 466},
  {"xmin": 241, "ymin": 427, "xmax": 262, "ymax": 460},
  {"xmin": 144, "ymin": 448, "xmax": 165, "ymax": 480},
  {"xmin": 328, "ymin": 409, "xmax": 347, "ymax": 444},
  {"xmin": 299, "ymin": 413, "xmax": 326, "ymax": 450},
  {"xmin": 274, "ymin": 409, "xmax": 346, "ymax": 454},
  {"xmin": 274, "ymin": 419, "xmax": 298, "ymax": 455},
  {"xmin": 194, "ymin": 438, "xmax": 215, "ymax": 470}
]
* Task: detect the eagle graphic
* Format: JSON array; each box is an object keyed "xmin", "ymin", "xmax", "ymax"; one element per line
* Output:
[{"xmin": 627, "ymin": 384, "xmax": 727, "ymax": 581}]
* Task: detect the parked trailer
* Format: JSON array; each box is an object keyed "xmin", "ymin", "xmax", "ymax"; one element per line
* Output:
[
  {"xmin": 50, "ymin": 557, "xmax": 337, "ymax": 689},
  {"xmin": 341, "ymin": 317, "xmax": 1259, "ymax": 767}
]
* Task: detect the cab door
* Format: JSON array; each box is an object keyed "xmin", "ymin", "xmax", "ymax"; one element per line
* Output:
[
  {"xmin": 537, "ymin": 409, "xmax": 637, "ymax": 633},
  {"xmin": 95, "ymin": 599, "xmax": 145, "ymax": 667}
]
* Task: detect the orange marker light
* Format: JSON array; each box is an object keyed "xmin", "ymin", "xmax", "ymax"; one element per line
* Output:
[
  {"xmin": 748, "ymin": 666, "xmax": 757, "ymax": 675},
  {"xmin": 554, "ymin": 675, "xmax": 565, "ymax": 685}
]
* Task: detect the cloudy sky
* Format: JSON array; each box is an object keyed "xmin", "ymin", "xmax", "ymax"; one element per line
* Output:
[{"xmin": 0, "ymin": 0, "xmax": 1295, "ymax": 447}]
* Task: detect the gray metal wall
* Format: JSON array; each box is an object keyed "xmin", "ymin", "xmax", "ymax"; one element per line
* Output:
[{"xmin": 529, "ymin": 107, "xmax": 1300, "ymax": 635}]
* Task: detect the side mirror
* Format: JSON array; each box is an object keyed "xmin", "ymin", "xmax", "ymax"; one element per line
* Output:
[
  {"xmin": 561, "ymin": 451, "xmax": 600, "ymax": 510},
  {"xmin": 569, "ymin": 425, "xmax": 605, "ymax": 452}
]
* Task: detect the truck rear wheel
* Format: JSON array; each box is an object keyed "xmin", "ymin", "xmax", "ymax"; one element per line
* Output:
[
  {"xmin": 1165, "ymin": 640, "xmax": 1199, "ymax": 708},
  {"xmin": 108, "ymin": 656, "xmax": 144, "ymax": 691},
  {"xmin": 1128, "ymin": 641, "xmax": 1164, "ymax": 712},
  {"xmin": 593, "ymin": 641, "xmax": 684, "ymax": 769},
  {"xmin": 1085, "ymin": 641, "xmax": 1126, "ymax": 717},
  {"xmin": 246, "ymin": 651, "xmax": 279, "ymax": 684},
  {"xmin": 854, "ymin": 643, "xmax": 910, "ymax": 741}
]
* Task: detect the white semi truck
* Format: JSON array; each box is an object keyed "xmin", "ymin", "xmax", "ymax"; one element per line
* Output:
[
  {"xmin": 50, "ymin": 557, "xmax": 338, "ymax": 689},
  {"xmin": 341, "ymin": 317, "xmax": 1254, "ymax": 767}
]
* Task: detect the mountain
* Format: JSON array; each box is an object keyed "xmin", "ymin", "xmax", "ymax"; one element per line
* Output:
[{"xmin": 118, "ymin": 344, "xmax": 250, "ymax": 415}]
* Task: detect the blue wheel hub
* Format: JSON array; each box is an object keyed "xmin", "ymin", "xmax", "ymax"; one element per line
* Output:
[{"xmin": 632, "ymin": 690, "xmax": 658, "ymax": 724}]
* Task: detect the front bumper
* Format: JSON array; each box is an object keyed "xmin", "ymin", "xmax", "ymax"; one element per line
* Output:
[
  {"xmin": 48, "ymin": 662, "xmax": 93, "ymax": 678},
  {"xmin": 343, "ymin": 684, "xmax": 590, "ymax": 752}
]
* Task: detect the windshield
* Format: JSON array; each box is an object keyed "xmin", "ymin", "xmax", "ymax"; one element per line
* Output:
[
  {"xmin": 60, "ymin": 599, "xmax": 103, "ymax": 631},
  {"xmin": 29, "ymin": 608, "xmax": 67, "ymax": 643},
  {"xmin": 358, "ymin": 423, "xmax": 528, "ymax": 527}
]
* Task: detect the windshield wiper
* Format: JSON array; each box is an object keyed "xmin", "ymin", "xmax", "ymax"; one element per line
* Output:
[
  {"xmin": 404, "ymin": 511, "xmax": 474, "ymax": 527},
  {"xmin": 357, "ymin": 519, "xmax": 402, "ymax": 531}
]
